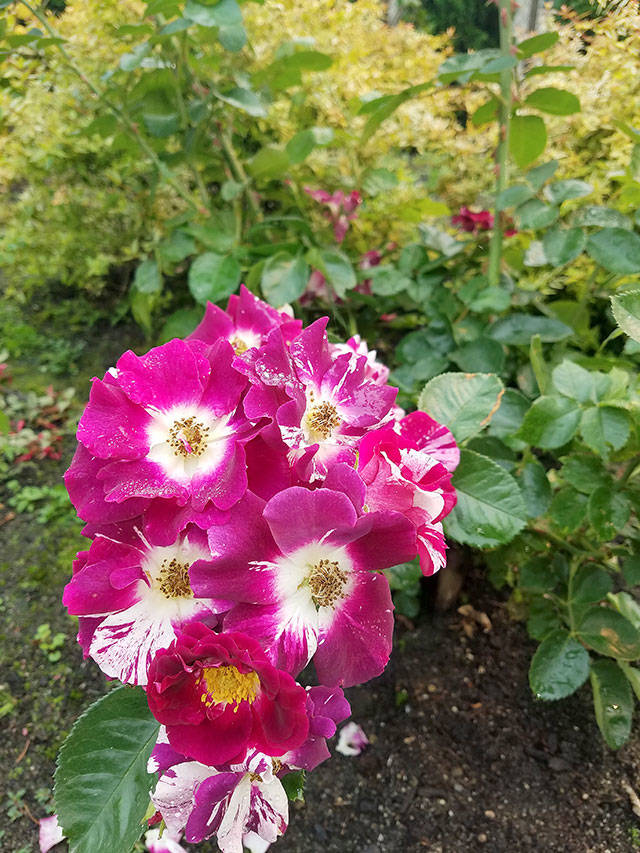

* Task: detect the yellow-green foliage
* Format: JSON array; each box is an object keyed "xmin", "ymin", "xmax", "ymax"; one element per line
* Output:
[
  {"xmin": 244, "ymin": 0, "xmax": 467, "ymax": 249},
  {"xmin": 542, "ymin": 7, "xmax": 640, "ymax": 198},
  {"xmin": 0, "ymin": 1, "xmax": 177, "ymax": 298}
]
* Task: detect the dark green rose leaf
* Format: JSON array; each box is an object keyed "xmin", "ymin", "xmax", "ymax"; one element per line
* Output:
[
  {"xmin": 488, "ymin": 314, "xmax": 572, "ymax": 345},
  {"xmin": 590, "ymin": 660, "xmax": 634, "ymax": 749},
  {"xmin": 418, "ymin": 372, "xmax": 504, "ymax": 442},
  {"xmin": 55, "ymin": 687, "xmax": 159, "ymax": 853},
  {"xmin": 529, "ymin": 630, "xmax": 590, "ymax": 701},
  {"xmin": 587, "ymin": 228, "xmax": 640, "ymax": 274},
  {"xmin": 542, "ymin": 227, "xmax": 586, "ymax": 266},
  {"xmin": 579, "ymin": 607, "xmax": 640, "ymax": 660},
  {"xmin": 518, "ymin": 459, "xmax": 551, "ymax": 518},
  {"xmin": 517, "ymin": 396, "xmax": 581, "ymax": 449},
  {"xmin": 261, "ymin": 253, "xmax": 309, "ymax": 306},
  {"xmin": 587, "ymin": 487, "xmax": 630, "ymax": 542},
  {"xmin": 444, "ymin": 449, "xmax": 528, "ymax": 548},
  {"xmin": 580, "ymin": 406, "xmax": 631, "ymax": 458},
  {"xmin": 544, "ymin": 180, "xmax": 592, "ymax": 204},
  {"xmin": 188, "ymin": 252, "xmax": 241, "ymax": 305},
  {"xmin": 611, "ymin": 289, "xmax": 640, "ymax": 343},
  {"xmin": 524, "ymin": 87, "xmax": 580, "ymax": 116},
  {"xmin": 510, "ymin": 115, "xmax": 547, "ymax": 168}
]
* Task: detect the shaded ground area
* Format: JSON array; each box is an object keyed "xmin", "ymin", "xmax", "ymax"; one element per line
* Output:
[
  {"xmin": 1, "ymin": 305, "xmax": 639, "ymax": 852},
  {"xmin": 282, "ymin": 578, "xmax": 640, "ymax": 852}
]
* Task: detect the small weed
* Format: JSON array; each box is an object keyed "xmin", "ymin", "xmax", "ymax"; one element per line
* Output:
[
  {"xmin": 5, "ymin": 788, "xmax": 26, "ymax": 822},
  {"xmin": 7, "ymin": 482, "xmax": 76, "ymax": 525},
  {"xmin": 34, "ymin": 623, "xmax": 66, "ymax": 663},
  {"xmin": 630, "ymin": 826, "xmax": 640, "ymax": 849}
]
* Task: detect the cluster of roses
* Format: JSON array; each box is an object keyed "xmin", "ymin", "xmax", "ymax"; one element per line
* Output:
[{"xmin": 62, "ymin": 287, "xmax": 459, "ymax": 853}]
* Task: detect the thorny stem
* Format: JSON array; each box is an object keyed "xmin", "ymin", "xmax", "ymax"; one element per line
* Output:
[
  {"xmin": 18, "ymin": 0, "xmax": 205, "ymax": 215},
  {"xmin": 487, "ymin": 0, "xmax": 514, "ymax": 288}
]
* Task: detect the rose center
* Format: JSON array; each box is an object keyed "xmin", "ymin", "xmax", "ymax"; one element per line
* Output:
[
  {"xmin": 156, "ymin": 557, "xmax": 193, "ymax": 600},
  {"xmin": 308, "ymin": 558, "xmax": 348, "ymax": 608},
  {"xmin": 200, "ymin": 664, "xmax": 260, "ymax": 709},
  {"xmin": 305, "ymin": 401, "xmax": 341, "ymax": 441},
  {"xmin": 168, "ymin": 416, "xmax": 209, "ymax": 458},
  {"xmin": 230, "ymin": 336, "xmax": 249, "ymax": 355}
]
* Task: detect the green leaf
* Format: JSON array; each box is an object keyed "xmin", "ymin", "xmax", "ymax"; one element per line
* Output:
[
  {"xmin": 184, "ymin": 0, "xmax": 241, "ymax": 26},
  {"xmin": 517, "ymin": 396, "xmax": 581, "ymax": 449},
  {"xmin": 518, "ymin": 460, "xmax": 551, "ymax": 518},
  {"xmin": 549, "ymin": 487, "xmax": 587, "ymax": 532},
  {"xmin": 159, "ymin": 307, "xmax": 201, "ymax": 343},
  {"xmin": 572, "ymin": 566, "xmax": 613, "ymax": 606},
  {"xmin": 579, "ymin": 607, "xmax": 640, "ymax": 660},
  {"xmin": 158, "ymin": 231, "xmax": 196, "ymax": 265},
  {"xmin": 369, "ymin": 265, "xmax": 411, "ymax": 297},
  {"xmin": 528, "ymin": 598, "xmax": 563, "ymax": 641},
  {"xmin": 471, "ymin": 97, "xmax": 499, "ymax": 127},
  {"xmin": 517, "ymin": 31, "xmax": 559, "ymax": 58},
  {"xmin": 551, "ymin": 360, "xmax": 595, "ymax": 403},
  {"xmin": 214, "ymin": 86, "xmax": 266, "ymax": 117},
  {"xmin": 587, "ymin": 228, "xmax": 640, "ymax": 274},
  {"xmin": 580, "ymin": 406, "xmax": 631, "ymax": 458},
  {"xmin": 529, "ymin": 630, "xmax": 590, "ymax": 701},
  {"xmin": 188, "ymin": 252, "xmax": 241, "ymax": 305},
  {"xmin": 261, "ymin": 253, "xmax": 309, "ymax": 306},
  {"xmin": 312, "ymin": 249, "xmax": 356, "ymax": 298},
  {"xmin": 361, "ymin": 167, "xmax": 399, "ymax": 196},
  {"xmin": 525, "ymin": 64, "xmax": 575, "ymax": 78},
  {"xmin": 119, "ymin": 43, "xmax": 150, "ymax": 71},
  {"xmin": 611, "ymin": 289, "xmax": 640, "ymax": 343},
  {"xmin": 129, "ymin": 290, "xmax": 155, "ymax": 337},
  {"xmin": 496, "ymin": 184, "xmax": 534, "ymax": 210},
  {"xmin": 450, "ymin": 338, "xmax": 505, "ymax": 373},
  {"xmin": 487, "ymin": 389, "xmax": 529, "ymax": 439},
  {"xmin": 0, "ymin": 410, "xmax": 9, "ymax": 435},
  {"xmin": 444, "ymin": 449, "xmax": 528, "ymax": 548},
  {"xmin": 516, "ymin": 199, "xmax": 559, "ymax": 230},
  {"xmin": 510, "ymin": 115, "xmax": 547, "ymax": 168},
  {"xmin": 281, "ymin": 770, "xmax": 305, "ymax": 802},
  {"xmin": 54, "ymin": 686, "xmax": 159, "ymax": 853},
  {"xmin": 607, "ymin": 592, "xmax": 640, "ymax": 632},
  {"xmin": 622, "ymin": 554, "xmax": 640, "ymax": 586},
  {"xmin": 359, "ymin": 81, "xmax": 433, "ymax": 143},
  {"xmin": 132, "ymin": 259, "xmax": 162, "ymax": 294},
  {"xmin": 572, "ymin": 206, "xmax": 633, "ymax": 230},
  {"xmin": 590, "ymin": 660, "xmax": 634, "ymax": 749},
  {"xmin": 529, "ymin": 334, "xmax": 550, "ymax": 394},
  {"xmin": 542, "ymin": 227, "xmax": 586, "ymax": 266},
  {"xmin": 248, "ymin": 147, "xmax": 290, "ymax": 180},
  {"xmin": 587, "ymin": 487, "xmax": 630, "ymax": 541},
  {"xmin": 524, "ymin": 87, "xmax": 580, "ymax": 116},
  {"xmin": 526, "ymin": 159, "xmax": 559, "ymax": 191},
  {"xmin": 285, "ymin": 127, "xmax": 333, "ymax": 165},
  {"xmin": 561, "ymin": 454, "xmax": 610, "ymax": 494},
  {"xmin": 417, "ymin": 372, "xmax": 504, "ymax": 443},
  {"xmin": 488, "ymin": 314, "xmax": 572, "ymax": 345},
  {"xmin": 544, "ymin": 180, "xmax": 592, "ymax": 204},
  {"xmin": 619, "ymin": 661, "xmax": 640, "ymax": 702}
]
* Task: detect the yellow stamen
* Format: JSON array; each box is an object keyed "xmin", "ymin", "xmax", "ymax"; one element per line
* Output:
[
  {"xmin": 308, "ymin": 559, "xmax": 348, "ymax": 608},
  {"xmin": 199, "ymin": 664, "xmax": 260, "ymax": 709},
  {"xmin": 305, "ymin": 401, "xmax": 341, "ymax": 441},
  {"xmin": 168, "ymin": 416, "xmax": 210, "ymax": 458},
  {"xmin": 156, "ymin": 558, "xmax": 193, "ymax": 600}
]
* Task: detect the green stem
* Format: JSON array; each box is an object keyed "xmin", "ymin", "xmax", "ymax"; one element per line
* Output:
[
  {"xmin": 219, "ymin": 130, "xmax": 262, "ymax": 222},
  {"xmin": 620, "ymin": 454, "xmax": 640, "ymax": 486},
  {"xmin": 565, "ymin": 554, "xmax": 590, "ymax": 636},
  {"xmin": 487, "ymin": 0, "xmax": 514, "ymax": 288},
  {"xmin": 18, "ymin": 0, "xmax": 202, "ymax": 215}
]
